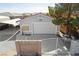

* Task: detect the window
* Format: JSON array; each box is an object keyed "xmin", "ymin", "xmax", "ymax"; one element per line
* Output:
[{"xmin": 22, "ymin": 25, "xmax": 29, "ymax": 31}]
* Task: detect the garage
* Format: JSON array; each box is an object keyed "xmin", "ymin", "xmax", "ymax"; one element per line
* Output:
[
  {"xmin": 21, "ymin": 13, "xmax": 57, "ymax": 35},
  {"xmin": 30, "ymin": 22, "xmax": 57, "ymax": 34}
]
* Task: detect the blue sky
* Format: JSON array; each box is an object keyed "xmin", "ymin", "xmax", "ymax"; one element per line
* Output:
[{"xmin": 0, "ymin": 3, "xmax": 55, "ymax": 13}]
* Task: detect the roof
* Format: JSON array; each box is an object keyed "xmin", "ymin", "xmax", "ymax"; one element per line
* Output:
[
  {"xmin": 0, "ymin": 16, "xmax": 9, "ymax": 19},
  {"xmin": 24, "ymin": 13, "xmax": 53, "ymax": 19},
  {"xmin": 0, "ymin": 16, "xmax": 10, "ymax": 21}
]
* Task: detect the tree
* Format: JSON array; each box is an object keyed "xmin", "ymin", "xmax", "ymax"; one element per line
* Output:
[
  {"xmin": 48, "ymin": 3, "xmax": 79, "ymax": 38},
  {"xmin": 48, "ymin": 6, "xmax": 55, "ymax": 17}
]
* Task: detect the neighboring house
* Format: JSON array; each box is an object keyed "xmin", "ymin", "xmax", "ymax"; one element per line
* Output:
[
  {"xmin": 0, "ymin": 15, "xmax": 21, "ymax": 28},
  {"xmin": 20, "ymin": 13, "xmax": 58, "ymax": 34},
  {"xmin": 0, "ymin": 16, "xmax": 10, "ymax": 30},
  {"xmin": 0, "ymin": 16, "xmax": 10, "ymax": 21},
  {"xmin": 0, "ymin": 12, "xmax": 23, "ymax": 19}
]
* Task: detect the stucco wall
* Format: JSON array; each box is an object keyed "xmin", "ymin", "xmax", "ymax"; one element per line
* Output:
[{"xmin": 20, "ymin": 14, "xmax": 56, "ymax": 34}]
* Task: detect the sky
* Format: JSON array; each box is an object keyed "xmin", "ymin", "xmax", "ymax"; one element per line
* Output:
[
  {"xmin": 0, "ymin": 3, "xmax": 55, "ymax": 13},
  {"xmin": 0, "ymin": 0, "xmax": 78, "ymax": 3}
]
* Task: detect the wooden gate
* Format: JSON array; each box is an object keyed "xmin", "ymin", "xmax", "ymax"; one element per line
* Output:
[{"xmin": 16, "ymin": 40, "xmax": 42, "ymax": 56}]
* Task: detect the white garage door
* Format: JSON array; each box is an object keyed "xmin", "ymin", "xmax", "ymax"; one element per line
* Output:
[{"xmin": 31, "ymin": 22, "xmax": 57, "ymax": 34}]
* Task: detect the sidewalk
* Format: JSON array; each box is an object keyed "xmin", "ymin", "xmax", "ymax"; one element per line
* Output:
[{"xmin": 0, "ymin": 41, "xmax": 17, "ymax": 56}]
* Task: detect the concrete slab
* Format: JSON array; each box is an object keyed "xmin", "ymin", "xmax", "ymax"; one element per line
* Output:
[{"xmin": 0, "ymin": 26, "xmax": 19, "ymax": 41}]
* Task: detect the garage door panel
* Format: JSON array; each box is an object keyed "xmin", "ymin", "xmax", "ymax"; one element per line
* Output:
[{"xmin": 32, "ymin": 22, "xmax": 57, "ymax": 34}]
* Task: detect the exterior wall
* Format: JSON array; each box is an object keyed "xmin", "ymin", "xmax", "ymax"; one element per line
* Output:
[
  {"xmin": 21, "ymin": 14, "xmax": 52, "ymax": 25},
  {"xmin": 20, "ymin": 14, "xmax": 55, "ymax": 34},
  {"xmin": 31, "ymin": 22, "xmax": 57, "ymax": 34},
  {"xmin": 70, "ymin": 40, "xmax": 79, "ymax": 55}
]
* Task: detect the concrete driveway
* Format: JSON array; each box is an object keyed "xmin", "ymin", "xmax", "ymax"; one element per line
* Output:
[{"xmin": 0, "ymin": 26, "xmax": 19, "ymax": 56}]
